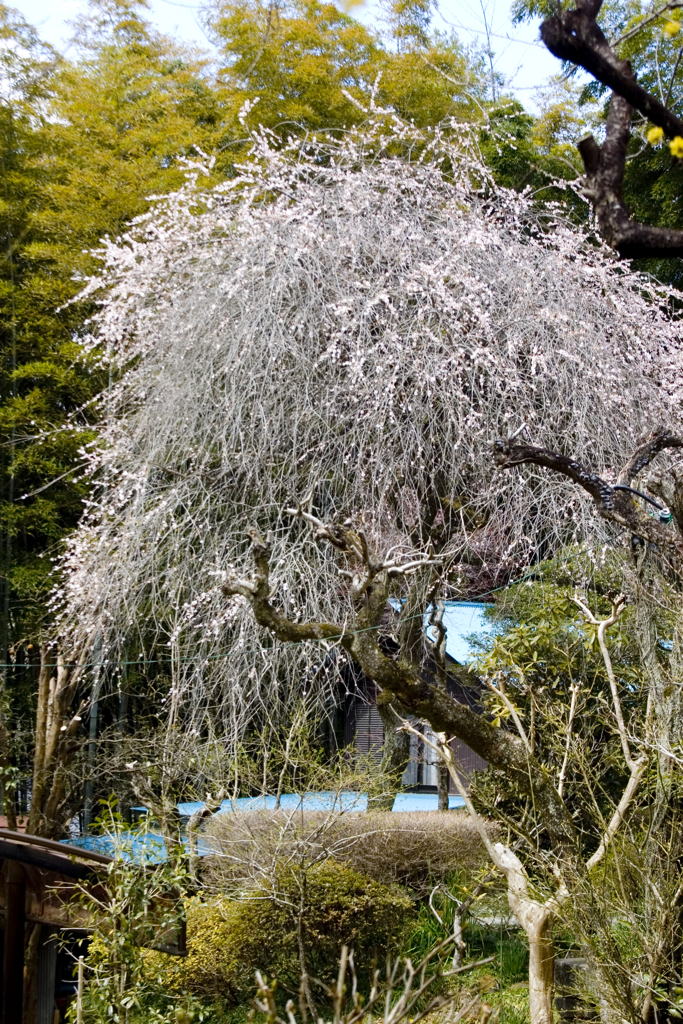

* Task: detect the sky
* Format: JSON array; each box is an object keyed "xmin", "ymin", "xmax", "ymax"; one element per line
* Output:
[{"xmin": 15, "ymin": 0, "xmax": 561, "ymax": 104}]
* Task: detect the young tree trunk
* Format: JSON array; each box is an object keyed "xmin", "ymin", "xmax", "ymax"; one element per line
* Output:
[
  {"xmin": 187, "ymin": 789, "xmax": 225, "ymax": 883},
  {"xmin": 526, "ymin": 909, "xmax": 555, "ymax": 1024},
  {"xmin": 20, "ymin": 644, "xmax": 90, "ymax": 1023},
  {"xmin": 29, "ymin": 644, "xmax": 88, "ymax": 838},
  {"xmin": 439, "ymin": 744, "xmax": 557, "ymax": 1024},
  {"xmin": 437, "ymin": 757, "xmax": 450, "ymax": 811},
  {"xmin": 496, "ymin": 844, "xmax": 555, "ymax": 1024},
  {"xmin": 0, "ymin": 695, "xmax": 17, "ymax": 829}
]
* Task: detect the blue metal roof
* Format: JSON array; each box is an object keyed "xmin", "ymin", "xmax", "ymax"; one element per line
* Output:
[{"xmin": 64, "ymin": 791, "xmax": 466, "ymax": 863}]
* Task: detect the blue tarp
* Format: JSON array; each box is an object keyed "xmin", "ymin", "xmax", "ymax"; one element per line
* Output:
[
  {"xmin": 65, "ymin": 831, "xmax": 169, "ymax": 864},
  {"xmin": 177, "ymin": 789, "xmax": 368, "ymax": 817},
  {"xmin": 392, "ymin": 793, "xmax": 465, "ymax": 812}
]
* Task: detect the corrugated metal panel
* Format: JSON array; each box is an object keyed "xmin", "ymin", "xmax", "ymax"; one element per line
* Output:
[
  {"xmin": 354, "ymin": 703, "xmax": 384, "ymax": 763},
  {"xmin": 401, "ymin": 732, "xmax": 419, "ymax": 787},
  {"xmin": 37, "ymin": 927, "xmax": 57, "ymax": 1024},
  {"xmin": 422, "ymin": 724, "xmax": 439, "ymax": 787},
  {"xmin": 451, "ymin": 738, "xmax": 487, "ymax": 778}
]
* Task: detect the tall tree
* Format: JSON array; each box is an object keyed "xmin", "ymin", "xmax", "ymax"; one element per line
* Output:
[
  {"xmin": 0, "ymin": 0, "xmax": 227, "ymax": 841},
  {"xmin": 206, "ymin": 0, "xmax": 487, "ymax": 139},
  {"xmin": 54, "ymin": 112, "xmax": 681, "ymax": 802},
  {"xmin": 0, "ymin": 0, "xmax": 222, "ymax": 655}
]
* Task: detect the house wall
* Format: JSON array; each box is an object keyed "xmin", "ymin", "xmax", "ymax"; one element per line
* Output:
[
  {"xmin": 345, "ymin": 686, "xmax": 487, "ymax": 791},
  {"xmin": 342, "ymin": 641, "xmax": 488, "ymax": 790},
  {"xmin": 401, "ymin": 726, "xmax": 487, "ymax": 790}
]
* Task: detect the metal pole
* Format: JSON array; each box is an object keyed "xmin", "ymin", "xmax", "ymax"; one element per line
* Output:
[
  {"xmin": 83, "ymin": 635, "xmax": 102, "ymax": 831},
  {"xmin": 77, "ymin": 956, "xmax": 84, "ymax": 1024}
]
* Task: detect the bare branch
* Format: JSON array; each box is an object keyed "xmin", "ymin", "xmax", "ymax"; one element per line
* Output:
[
  {"xmin": 541, "ymin": 3, "xmax": 683, "ymax": 138},
  {"xmin": 572, "ymin": 594, "xmax": 638, "ymax": 766},
  {"xmin": 571, "ymin": 593, "xmax": 649, "ymax": 870},
  {"xmin": 493, "ymin": 435, "xmax": 683, "ymax": 562},
  {"xmin": 557, "ymin": 683, "xmax": 580, "ymax": 799},
  {"xmin": 586, "ymin": 762, "xmax": 648, "ymax": 870},
  {"xmin": 540, "ymin": 4, "xmax": 683, "ymax": 256},
  {"xmin": 480, "ymin": 676, "xmax": 532, "ymax": 753},
  {"xmin": 579, "ymin": 95, "xmax": 683, "ymax": 258}
]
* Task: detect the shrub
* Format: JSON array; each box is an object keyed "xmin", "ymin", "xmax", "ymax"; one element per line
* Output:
[
  {"xmin": 148, "ymin": 860, "xmax": 415, "ymax": 1002},
  {"xmin": 205, "ymin": 810, "xmax": 496, "ymax": 896},
  {"xmin": 329, "ymin": 812, "xmax": 497, "ymax": 892}
]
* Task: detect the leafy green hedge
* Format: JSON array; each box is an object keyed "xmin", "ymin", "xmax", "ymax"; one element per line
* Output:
[{"xmin": 148, "ymin": 860, "xmax": 415, "ymax": 1001}]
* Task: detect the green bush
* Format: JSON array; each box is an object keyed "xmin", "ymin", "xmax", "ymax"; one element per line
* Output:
[{"xmin": 149, "ymin": 860, "xmax": 415, "ymax": 1002}]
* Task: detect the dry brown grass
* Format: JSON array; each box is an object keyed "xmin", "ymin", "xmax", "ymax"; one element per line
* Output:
[
  {"xmin": 202, "ymin": 809, "xmax": 498, "ymax": 895},
  {"xmin": 331, "ymin": 811, "xmax": 497, "ymax": 890}
]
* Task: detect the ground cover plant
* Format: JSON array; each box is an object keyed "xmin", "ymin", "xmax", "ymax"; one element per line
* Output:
[{"xmin": 68, "ymin": 812, "xmax": 520, "ymax": 1024}]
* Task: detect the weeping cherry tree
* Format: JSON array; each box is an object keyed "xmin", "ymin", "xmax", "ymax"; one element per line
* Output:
[{"xmin": 52, "ymin": 102, "xmax": 683, "ymax": 830}]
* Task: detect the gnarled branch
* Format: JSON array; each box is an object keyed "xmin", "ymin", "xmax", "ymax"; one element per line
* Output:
[
  {"xmin": 540, "ymin": 0, "xmax": 683, "ymax": 257},
  {"xmin": 493, "ymin": 431, "xmax": 683, "ymax": 562},
  {"xmin": 224, "ymin": 517, "xmax": 580, "ymax": 857},
  {"xmin": 542, "ymin": 0, "xmax": 683, "ymax": 138},
  {"xmin": 579, "ymin": 95, "xmax": 683, "ymax": 258}
]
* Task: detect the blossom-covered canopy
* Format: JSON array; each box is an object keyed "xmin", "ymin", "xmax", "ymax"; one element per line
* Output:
[{"xmin": 58, "ymin": 112, "xmax": 683, "ymax": 745}]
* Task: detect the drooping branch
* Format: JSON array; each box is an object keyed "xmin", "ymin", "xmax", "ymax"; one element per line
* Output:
[
  {"xmin": 540, "ymin": 0, "xmax": 683, "ymax": 257},
  {"xmin": 59, "ymin": 119, "xmax": 682, "ymax": 757},
  {"xmin": 493, "ymin": 430, "xmax": 683, "ymax": 562},
  {"xmin": 618, "ymin": 427, "xmax": 683, "ymax": 484}
]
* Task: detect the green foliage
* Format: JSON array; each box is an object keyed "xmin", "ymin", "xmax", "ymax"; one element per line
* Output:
[
  {"xmin": 403, "ymin": 899, "xmax": 530, "ymax": 1024},
  {"xmin": 65, "ymin": 815, "xmax": 193, "ymax": 1024},
  {"xmin": 0, "ymin": 0, "xmax": 223, "ymax": 653},
  {"xmin": 207, "ymin": 0, "xmax": 487, "ymax": 141},
  {"xmin": 148, "ymin": 861, "xmax": 415, "ymax": 1002},
  {"xmin": 470, "ymin": 547, "xmax": 658, "ymax": 848}
]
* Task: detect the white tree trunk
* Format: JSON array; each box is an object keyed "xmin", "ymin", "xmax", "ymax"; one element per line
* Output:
[
  {"xmin": 495, "ymin": 843, "xmax": 555, "ymax": 1024},
  {"xmin": 524, "ymin": 905, "xmax": 554, "ymax": 1024}
]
